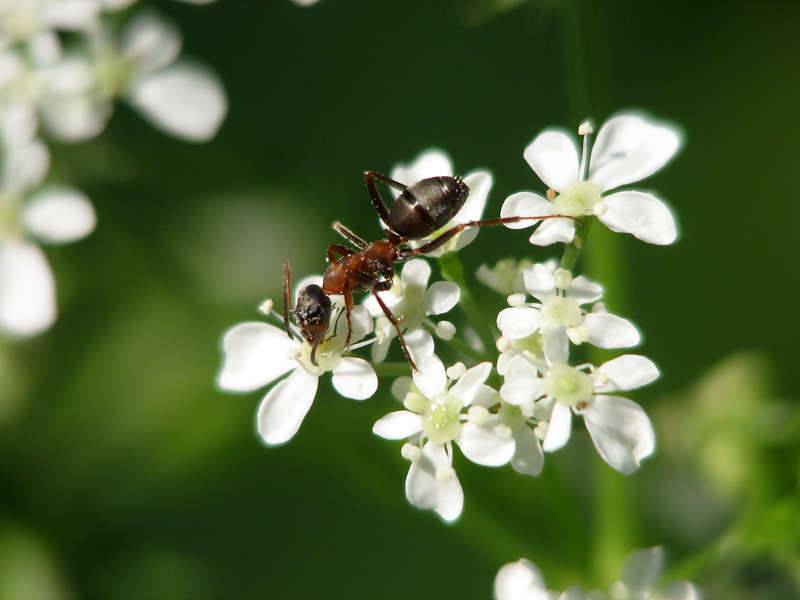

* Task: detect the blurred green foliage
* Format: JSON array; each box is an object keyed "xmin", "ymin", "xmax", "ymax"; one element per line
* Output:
[{"xmin": 2, "ymin": 0, "xmax": 800, "ymax": 598}]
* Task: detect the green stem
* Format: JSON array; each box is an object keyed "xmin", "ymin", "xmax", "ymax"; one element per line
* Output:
[{"xmin": 438, "ymin": 252, "xmax": 496, "ymax": 360}]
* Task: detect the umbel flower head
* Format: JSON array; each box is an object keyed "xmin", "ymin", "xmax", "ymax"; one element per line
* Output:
[
  {"xmin": 217, "ymin": 292, "xmax": 378, "ymax": 445},
  {"xmin": 502, "ymin": 113, "xmax": 681, "ymax": 246}
]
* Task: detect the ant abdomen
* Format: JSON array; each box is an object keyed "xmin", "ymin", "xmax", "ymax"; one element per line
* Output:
[{"xmin": 389, "ymin": 176, "xmax": 469, "ymax": 240}]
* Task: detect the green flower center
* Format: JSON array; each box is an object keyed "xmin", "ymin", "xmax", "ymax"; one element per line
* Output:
[
  {"xmin": 542, "ymin": 295, "xmax": 582, "ymax": 327},
  {"xmin": 552, "ymin": 181, "xmax": 602, "ymax": 217},
  {"xmin": 297, "ymin": 337, "xmax": 342, "ymax": 375},
  {"xmin": 544, "ymin": 364, "xmax": 592, "ymax": 408},
  {"xmin": 422, "ymin": 392, "xmax": 463, "ymax": 444}
]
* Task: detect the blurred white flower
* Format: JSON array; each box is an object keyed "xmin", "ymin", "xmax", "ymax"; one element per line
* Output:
[
  {"xmin": 218, "ymin": 299, "xmax": 378, "ymax": 446},
  {"xmin": 117, "ymin": 8, "xmax": 227, "ymax": 141},
  {"xmin": 363, "ymin": 258, "xmax": 459, "ymax": 363},
  {"xmin": 373, "ymin": 356, "xmax": 512, "ymax": 521},
  {"xmin": 0, "ymin": 108, "xmax": 95, "ymax": 337},
  {"xmin": 495, "ymin": 547, "xmax": 699, "ymax": 600},
  {"xmin": 388, "ymin": 148, "xmax": 493, "ymax": 256},
  {"xmin": 502, "ymin": 113, "xmax": 680, "ymax": 245}
]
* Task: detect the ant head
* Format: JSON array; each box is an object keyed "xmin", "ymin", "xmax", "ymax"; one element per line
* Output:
[{"xmin": 294, "ymin": 284, "xmax": 332, "ymax": 347}]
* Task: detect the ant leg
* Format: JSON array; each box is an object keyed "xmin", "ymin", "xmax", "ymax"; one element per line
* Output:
[
  {"xmin": 333, "ymin": 222, "xmax": 368, "ymax": 249},
  {"xmin": 372, "ymin": 288, "xmax": 418, "ymax": 372},
  {"xmin": 398, "ymin": 214, "xmax": 582, "ymax": 259},
  {"xmin": 327, "ymin": 243, "xmax": 358, "ymax": 263},
  {"xmin": 365, "ymin": 171, "xmax": 408, "ymax": 224},
  {"xmin": 343, "ymin": 288, "xmax": 355, "ymax": 350},
  {"xmin": 283, "ymin": 262, "xmax": 294, "ymax": 340}
]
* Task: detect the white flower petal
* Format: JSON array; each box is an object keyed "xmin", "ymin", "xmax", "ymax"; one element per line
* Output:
[
  {"xmin": 527, "ymin": 218, "xmax": 575, "ymax": 246},
  {"xmin": 405, "ymin": 328, "xmax": 435, "ymax": 363},
  {"xmin": 597, "ymin": 355, "xmax": 659, "ymax": 392},
  {"xmin": 589, "ymin": 114, "xmax": 681, "ymax": 192},
  {"xmin": 400, "ymin": 259, "xmax": 431, "ymax": 289},
  {"xmin": 500, "ymin": 356, "xmax": 543, "ymax": 406},
  {"xmin": 391, "ymin": 148, "xmax": 453, "ymax": 186},
  {"xmin": 494, "ymin": 559, "xmax": 549, "ymax": 600},
  {"xmin": 406, "ymin": 442, "xmax": 463, "ymax": 521},
  {"xmin": 217, "ymin": 322, "xmax": 296, "ymax": 392},
  {"xmin": 458, "ymin": 169, "xmax": 492, "ymax": 223},
  {"xmin": 654, "ymin": 581, "xmax": 699, "ymax": 600},
  {"xmin": 599, "ymin": 191, "xmax": 678, "ymax": 245},
  {"xmin": 583, "ymin": 395, "xmax": 655, "ymax": 474},
  {"xmin": 542, "ymin": 323, "xmax": 569, "ymax": 365},
  {"xmin": 542, "ymin": 402, "xmax": 572, "ymax": 452},
  {"xmin": 331, "ymin": 357, "xmax": 377, "ymax": 400},
  {"xmin": 373, "ymin": 410, "xmax": 423, "ymax": 439},
  {"xmin": 44, "ymin": 1, "xmax": 101, "ymax": 31},
  {"xmin": 619, "ymin": 546, "xmax": 664, "ymax": 597},
  {"xmin": 23, "ymin": 187, "xmax": 96, "ymax": 244},
  {"xmin": 0, "ymin": 241, "xmax": 56, "ymax": 338},
  {"xmin": 256, "ymin": 368, "xmax": 318, "ymax": 445},
  {"xmin": 347, "ymin": 304, "xmax": 374, "ymax": 342},
  {"xmin": 424, "ymin": 281, "xmax": 460, "ymax": 315},
  {"xmin": 459, "ymin": 422, "xmax": 514, "ymax": 466},
  {"xmin": 39, "ymin": 94, "xmax": 112, "ymax": 142},
  {"xmin": 500, "ymin": 192, "xmax": 554, "ymax": 230},
  {"xmin": 523, "ymin": 130, "xmax": 580, "ymax": 192},
  {"xmin": 129, "ymin": 61, "xmax": 227, "ymax": 142},
  {"xmin": 583, "ymin": 313, "xmax": 640, "ymax": 349},
  {"xmin": 122, "ymin": 9, "xmax": 182, "ymax": 72},
  {"xmin": 450, "ymin": 361, "xmax": 492, "ymax": 406},
  {"xmin": 4, "ymin": 139, "xmax": 49, "ymax": 194},
  {"xmin": 412, "ymin": 355, "xmax": 446, "ymax": 398},
  {"xmin": 522, "ymin": 262, "xmax": 555, "ymax": 299},
  {"xmin": 497, "ymin": 307, "xmax": 541, "ymax": 340},
  {"xmin": 511, "ymin": 426, "xmax": 544, "ymax": 476},
  {"xmin": 568, "ymin": 276, "xmax": 604, "ymax": 304}
]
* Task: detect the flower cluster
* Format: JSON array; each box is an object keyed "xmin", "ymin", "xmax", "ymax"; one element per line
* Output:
[
  {"xmin": 0, "ymin": 0, "xmax": 226, "ymax": 337},
  {"xmin": 218, "ymin": 113, "xmax": 680, "ymax": 521},
  {"xmin": 494, "ymin": 546, "xmax": 700, "ymax": 600}
]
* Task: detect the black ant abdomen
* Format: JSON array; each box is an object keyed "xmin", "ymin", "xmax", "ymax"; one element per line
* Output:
[{"xmin": 388, "ymin": 176, "xmax": 470, "ymax": 240}]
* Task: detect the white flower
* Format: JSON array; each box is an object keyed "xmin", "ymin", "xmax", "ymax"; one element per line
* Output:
[
  {"xmin": 608, "ymin": 547, "xmax": 700, "ymax": 600},
  {"xmin": 501, "ymin": 113, "xmax": 680, "ymax": 246},
  {"xmin": 495, "ymin": 547, "xmax": 699, "ymax": 600},
  {"xmin": 540, "ymin": 354, "xmax": 658, "ymax": 475},
  {"xmin": 363, "ymin": 258, "xmax": 459, "ymax": 363},
  {"xmin": 476, "ymin": 258, "xmax": 533, "ymax": 297},
  {"xmin": 496, "ymin": 353, "xmax": 548, "ymax": 476},
  {"xmin": 389, "ymin": 148, "xmax": 493, "ymax": 256},
  {"xmin": 494, "ymin": 559, "xmax": 555, "ymax": 600},
  {"xmin": 0, "ymin": 110, "xmax": 95, "ymax": 337},
  {"xmin": 217, "ymin": 300, "xmax": 378, "ymax": 446},
  {"xmin": 118, "ymin": 8, "xmax": 227, "ymax": 141},
  {"xmin": 497, "ymin": 259, "xmax": 639, "ymax": 354},
  {"xmin": 373, "ymin": 356, "xmax": 512, "ymax": 521}
]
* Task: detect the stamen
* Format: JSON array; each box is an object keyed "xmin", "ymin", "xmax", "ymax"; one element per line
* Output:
[
  {"xmin": 578, "ymin": 121, "xmax": 593, "ymax": 181},
  {"xmin": 259, "ymin": 299, "xmax": 274, "ymax": 316}
]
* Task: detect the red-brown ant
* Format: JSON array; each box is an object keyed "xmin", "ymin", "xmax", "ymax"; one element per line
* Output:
[{"xmin": 284, "ymin": 171, "xmax": 578, "ymax": 371}]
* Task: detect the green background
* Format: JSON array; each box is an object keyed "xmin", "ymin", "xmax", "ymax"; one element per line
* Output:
[{"xmin": 3, "ymin": 0, "xmax": 799, "ymax": 598}]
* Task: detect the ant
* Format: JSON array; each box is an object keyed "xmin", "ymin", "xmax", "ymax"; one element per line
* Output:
[{"xmin": 283, "ymin": 171, "xmax": 579, "ymax": 371}]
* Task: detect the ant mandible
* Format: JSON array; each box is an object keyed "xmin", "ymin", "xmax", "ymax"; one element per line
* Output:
[{"xmin": 284, "ymin": 171, "xmax": 579, "ymax": 371}]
